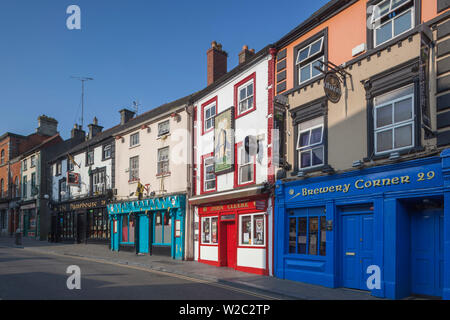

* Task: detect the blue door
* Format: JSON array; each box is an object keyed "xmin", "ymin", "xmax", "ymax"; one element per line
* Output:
[
  {"xmin": 341, "ymin": 210, "xmax": 374, "ymax": 291},
  {"xmin": 411, "ymin": 210, "xmax": 443, "ymax": 297},
  {"xmin": 138, "ymin": 215, "xmax": 149, "ymax": 254}
]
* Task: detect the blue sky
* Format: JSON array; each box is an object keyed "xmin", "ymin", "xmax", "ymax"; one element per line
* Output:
[{"xmin": 0, "ymin": 0, "xmax": 329, "ymax": 139}]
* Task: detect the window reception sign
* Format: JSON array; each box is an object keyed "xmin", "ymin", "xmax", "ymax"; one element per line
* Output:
[
  {"xmin": 214, "ymin": 107, "xmax": 235, "ymax": 175},
  {"xmin": 286, "ymin": 160, "xmax": 442, "ymax": 201}
]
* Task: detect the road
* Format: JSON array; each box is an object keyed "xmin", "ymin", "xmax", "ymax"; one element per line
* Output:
[{"xmin": 0, "ymin": 246, "xmax": 278, "ymax": 300}]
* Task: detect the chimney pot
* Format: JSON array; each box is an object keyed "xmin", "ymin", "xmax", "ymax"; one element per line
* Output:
[
  {"xmin": 119, "ymin": 109, "xmax": 136, "ymax": 125},
  {"xmin": 239, "ymin": 45, "xmax": 256, "ymax": 65}
]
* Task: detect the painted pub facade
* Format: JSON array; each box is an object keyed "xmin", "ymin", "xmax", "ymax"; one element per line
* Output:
[
  {"xmin": 273, "ymin": 0, "xmax": 450, "ymax": 299},
  {"xmin": 189, "ymin": 42, "xmax": 282, "ymax": 275}
]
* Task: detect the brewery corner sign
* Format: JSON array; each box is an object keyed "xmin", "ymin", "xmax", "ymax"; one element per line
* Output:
[{"xmin": 323, "ymin": 72, "xmax": 342, "ymax": 103}]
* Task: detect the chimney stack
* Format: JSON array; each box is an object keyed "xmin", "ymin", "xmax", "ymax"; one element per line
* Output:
[
  {"xmin": 71, "ymin": 124, "xmax": 86, "ymax": 142},
  {"xmin": 119, "ymin": 109, "xmax": 135, "ymax": 125},
  {"xmin": 36, "ymin": 115, "xmax": 58, "ymax": 136},
  {"xmin": 88, "ymin": 117, "xmax": 103, "ymax": 139},
  {"xmin": 238, "ymin": 45, "xmax": 255, "ymax": 65},
  {"xmin": 207, "ymin": 41, "xmax": 228, "ymax": 86}
]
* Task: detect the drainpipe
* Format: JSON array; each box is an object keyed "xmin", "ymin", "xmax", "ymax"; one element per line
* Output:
[{"xmin": 185, "ymin": 102, "xmax": 194, "ymax": 261}]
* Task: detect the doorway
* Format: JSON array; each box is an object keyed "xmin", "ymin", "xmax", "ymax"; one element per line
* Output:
[{"xmin": 220, "ymin": 221, "xmax": 236, "ymax": 268}]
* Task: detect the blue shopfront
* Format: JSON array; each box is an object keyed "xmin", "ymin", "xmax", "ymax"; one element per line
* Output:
[
  {"xmin": 107, "ymin": 195, "xmax": 186, "ymax": 260},
  {"xmin": 274, "ymin": 151, "xmax": 450, "ymax": 300}
]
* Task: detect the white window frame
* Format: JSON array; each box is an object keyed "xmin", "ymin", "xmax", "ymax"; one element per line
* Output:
[
  {"xmin": 237, "ymin": 80, "xmax": 254, "ymax": 115},
  {"xmin": 372, "ymin": 0, "xmax": 414, "ymax": 47},
  {"xmin": 103, "ymin": 144, "xmax": 112, "ymax": 160},
  {"xmin": 374, "ymin": 86, "xmax": 415, "ymax": 155},
  {"xmin": 203, "ymin": 156, "xmax": 215, "ymax": 192},
  {"xmin": 201, "ymin": 216, "xmax": 218, "ymax": 245},
  {"xmin": 296, "ymin": 37, "xmax": 325, "ymax": 85},
  {"xmin": 23, "ymin": 159, "xmax": 27, "ymax": 171},
  {"xmin": 237, "ymin": 145, "xmax": 254, "ymax": 185},
  {"xmin": 87, "ymin": 150, "xmax": 94, "ymax": 166},
  {"xmin": 157, "ymin": 147, "xmax": 170, "ymax": 175},
  {"xmin": 158, "ymin": 120, "xmax": 170, "ymax": 136},
  {"xmin": 296, "ymin": 122, "xmax": 324, "ymax": 170},
  {"xmin": 93, "ymin": 170, "xmax": 106, "ymax": 195},
  {"xmin": 239, "ymin": 213, "xmax": 266, "ymax": 247},
  {"xmin": 129, "ymin": 156, "xmax": 139, "ymax": 181},
  {"xmin": 204, "ymin": 103, "xmax": 216, "ymax": 132},
  {"xmin": 30, "ymin": 155, "xmax": 36, "ymax": 168},
  {"xmin": 130, "ymin": 132, "xmax": 140, "ymax": 147}
]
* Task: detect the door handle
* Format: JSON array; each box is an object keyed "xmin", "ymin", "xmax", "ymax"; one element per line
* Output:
[{"xmin": 345, "ymin": 252, "xmax": 356, "ymax": 256}]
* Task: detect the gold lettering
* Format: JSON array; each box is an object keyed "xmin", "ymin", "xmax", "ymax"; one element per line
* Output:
[
  {"xmin": 364, "ymin": 180, "xmax": 372, "ymax": 188},
  {"xmin": 336, "ymin": 185, "xmax": 342, "ymax": 192},
  {"xmin": 314, "ymin": 188, "xmax": 319, "ymax": 195},
  {"xmin": 328, "ymin": 186, "xmax": 335, "ymax": 192},
  {"xmin": 355, "ymin": 180, "xmax": 364, "ymax": 189},
  {"xmin": 319, "ymin": 187, "xmax": 329, "ymax": 193},
  {"xmin": 343, "ymin": 184, "xmax": 351, "ymax": 193},
  {"xmin": 391, "ymin": 177, "xmax": 399, "ymax": 185},
  {"xmin": 308, "ymin": 190, "xmax": 314, "ymax": 196},
  {"xmin": 382, "ymin": 178, "xmax": 391, "ymax": 186},
  {"xmin": 302, "ymin": 188, "xmax": 308, "ymax": 196},
  {"xmin": 373, "ymin": 180, "xmax": 381, "ymax": 187}
]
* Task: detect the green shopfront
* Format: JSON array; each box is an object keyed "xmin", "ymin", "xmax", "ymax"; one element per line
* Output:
[
  {"xmin": 107, "ymin": 194, "xmax": 186, "ymax": 260},
  {"xmin": 275, "ymin": 150, "xmax": 450, "ymax": 300}
]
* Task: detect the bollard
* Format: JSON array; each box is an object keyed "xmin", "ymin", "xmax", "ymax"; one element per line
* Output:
[{"xmin": 15, "ymin": 229, "xmax": 22, "ymax": 246}]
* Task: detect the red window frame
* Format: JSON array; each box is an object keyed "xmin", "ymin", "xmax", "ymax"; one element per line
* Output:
[
  {"xmin": 234, "ymin": 72, "xmax": 256, "ymax": 119},
  {"xmin": 234, "ymin": 141, "xmax": 256, "ymax": 188},
  {"xmin": 201, "ymin": 96, "xmax": 218, "ymax": 135},
  {"xmin": 200, "ymin": 152, "xmax": 217, "ymax": 194}
]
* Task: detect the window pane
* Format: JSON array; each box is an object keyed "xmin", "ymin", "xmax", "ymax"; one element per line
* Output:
[
  {"xmin": 300, "ymin": 64, "xmax": 311, "ymax": 83},
  {"xmin": 309, "ymin": 38, "xmax": 323, "ymax": 56},
  {"xmin": 300, "ymin": 150, "xmax": 311, "ymax": 168},
  {"xmin": 206, "ymin": 108, "xmax": 210, "ymax": 119},
  {"xmin": 297, "ymin": 47, "xmax": 309, "ymax": 63},
  {"xmin": 240, "ymin": 164, "xmax": 253, "ymax": 183},
  {"xmin": 309, "ymin": 217, "xmax": 319, "ymax": 255},
  {"xmin": 206, "ymin": 180, "xmax": 215, "ymax": 190},
  {"xmin": 394, "ymin": 97, "xmax": 413, "ymax": 123},
  {"xmin": 289, "ymin": 218, "xmax": 296, "ymax": 253},
  {"xmin": 241, "ymin": 216, "xmax": 251, "ymax": 245},
  {"xmin": 210, "ymin": 106, "xmax": 216, "ymax": 117},
  {"xmin": 376, "ymin": 104, "xmax": 393, "ymax": 128},
  {"xmin": 202, "ymin": 217, "xmax": 210, "ymax": 243},
  {"xmin": 253, "ymin": 215, "xmax": 264, "ymax": 245},
  {"xmin": 312, "ymin": 146, "xmax": 324, "ymax": 166},
  {"xmin": 320, "ymin": 216, "xmax": 326, "ymax": 256},
  {"xmin": 392, "ymin": 0, "xmax": 410, "ymax": 10},
  {"xmin": 394, "ymin": 10, "xmax": 412, "ymax": 36},
  {"xmin": 378, "ymin": 0, "xmax": 390, "ymax": 17},
  {"xmin": 376, "ymin": 21, "xmax": 392, "ymax": 46},
  {"xmin": 247, "ymin": 83, "xmax": 253, "ymax": 97},
  {"xmin": 298, "ymin": 217, "xmax": 307, "ymax": 254},
  {"xmin": 375, "ymin": 85, "xmax": 414, "ymax": 105},
  {"xmin": 311, "ymin": 58, "xmax": 323, "ymax": 77},
  {"xmin": 310, "ymin": 127, "xmax": 322, "ymax": 145},
  {"xmin": 394, "ymin": 124, "xmax": 412, "ymax": 149},
  {"xmin": 377, "ymin": 129, "xmax": 393, "ymax": 152},
  {"xmin": 240, "ymin": 88, "xmax": 246, "ymax": 101},
  {"xmin": 299, "ymin": 131, "xmax": 310, "ymax": 148},
  {"xmin": 211, "ymin": 218, "xmax": 218, "ymax": 243}
]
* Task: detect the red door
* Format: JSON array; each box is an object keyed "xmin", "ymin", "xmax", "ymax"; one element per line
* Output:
[{"xmin": 220, "ymin": 221, "xmax": 236, "ymax": 268}]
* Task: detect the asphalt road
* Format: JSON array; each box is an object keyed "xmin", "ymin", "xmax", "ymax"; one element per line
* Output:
[{"xmin": 0, "ymin": 246, "xmax": 277, "ymax": 300}]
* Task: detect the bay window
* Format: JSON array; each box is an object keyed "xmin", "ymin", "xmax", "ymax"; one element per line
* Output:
[
  {"xmin": 239, "ymin": 213, "xmax": 265, "ymax": 246},
  {"xmin": 288, "ymin": 207, "xmax": 326, "ymax": 256},
  {"xmin": 201, "ymin": 216, "xmax": 218, "ymax": 244},
  {"xmin": 374, "ymin": 85, "xmax": 414, "ymax": 154}
]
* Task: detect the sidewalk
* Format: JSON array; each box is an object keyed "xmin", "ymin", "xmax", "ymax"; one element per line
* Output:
[{"xmin": 0, "ymin": 236, "xmax": 380, "ymax": 300}]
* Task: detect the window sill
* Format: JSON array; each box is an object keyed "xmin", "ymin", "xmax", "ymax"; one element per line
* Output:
[
  {"xmin": 364, "ymin": 146, "xmax": 425, "ymax": 162},
  {"xmin": 289, "ymin": 74, "xmax": 326, "ymax": 96},
  {"xmin": 202, "ymin": 128, "xmax": 214, "ymax": 136},
  {"xmin": 128, "ymin": 179, "xmax": 140, "ymax": 184},
  {"xmin": 129, "ymin": 144, "xmax": 140, "ymax": 150},
  {"xmin": 235, "ymin": 106, "xmax": 256, "ymax": 119},
  {"xmin": 156, "ymin": 172, "xmax": 171, "ymax": 178},
  {"xmin": 157, "ymin": 133, "xmax": 171, "ymax": 140},
  {"xmin": 290, "ymin": 164, "xmax": 327, "ymax": 177}
]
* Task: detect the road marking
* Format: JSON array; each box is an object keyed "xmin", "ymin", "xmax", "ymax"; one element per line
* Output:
[{"xmin": 18, "ymin": 247, "xmax": 280, "ymax": 300}]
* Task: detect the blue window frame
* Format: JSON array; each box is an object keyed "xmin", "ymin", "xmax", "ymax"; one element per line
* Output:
[{"xmin": 288, "ymin": 207, "xmax": 326, "ymax": 256}]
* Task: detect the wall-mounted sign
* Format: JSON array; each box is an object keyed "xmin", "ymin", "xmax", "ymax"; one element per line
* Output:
[
  {"xmin": 67, "ymin": 172, "xmax": 80, "ymax": 186},
  {"xmin": 214, "ymin": 107, "xmax": 235, "ymax": 175},
  {"xmin": 221, "ymin": 214, "xmax": 235, "ymax": 221},
  {"xmin": 175, "ymin": 220, "xmax": 181, "ymax": 238},
  {"xmin": 323, "ymin": 72, "xmax": 342, "ymax": 103}
]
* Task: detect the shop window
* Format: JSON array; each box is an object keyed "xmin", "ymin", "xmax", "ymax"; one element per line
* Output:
[
  {"xmin": 374, "ymin": 84, "xmax": 414, "ymax": 155},
  {"xmin": 369, "ymin": 0, "xmax": 414, "ymax": 47},
  {"xmin": 295, "ymin": 36, "xmax": 325, "ymax": 85},
  {"xmin": 201, "ymin": 216, "xmax": 218, "ymax": 244},
  {"xmin": 239, "ymin": 214, "xmax": 265, "ymax": 246},
  {"xmin": 296, "ymin": 117, "xmax": 324, "ymax": 170},
  {"xmin": 203, "ymin": 157, "xmax": 216, "ymax": 192},
  {"xmin": 237, "ymin": 144, "xmax": 255, "ymax": 185},
  {"xmin": 61, "ymin": 212, "xmax": 75, "ymax": 240},
  {"xmin": 288, "ymin": 207, "xmax": 326, "ymax": 256},
  {"xmin": 157, "ymin": 147, "xmax": 170, "ymax": 175},
  {"xmin": 88, "ymin": 209, "xmax": 110, "ymax": 240},
  {"xmin": 121, "ymin": 215, "xmax": 135, "ymax": 243},
  {"xmin": 154, "ymin": 212, "xmax": 171, "ymax": 245}
]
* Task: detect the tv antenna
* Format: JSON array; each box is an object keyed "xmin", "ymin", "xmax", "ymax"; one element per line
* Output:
[
  {"xmin": 71, "ymin": 76, "xmax": 94, "ymax": 128},
  {"xmin": 132, "ymin": 100, "xmax": 141, "ymax": 115}
]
